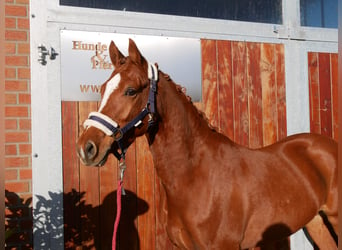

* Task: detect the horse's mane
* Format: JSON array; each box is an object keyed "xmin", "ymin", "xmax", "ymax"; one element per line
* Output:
[{"xmin": 160, "ymin": 71, "xmax": 218, "ymax": 132}]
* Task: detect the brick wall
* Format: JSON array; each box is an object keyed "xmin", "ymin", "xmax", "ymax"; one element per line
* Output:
[{"xmin": 4, "ymin": 0, "xmax": 33, "ymax": 248}]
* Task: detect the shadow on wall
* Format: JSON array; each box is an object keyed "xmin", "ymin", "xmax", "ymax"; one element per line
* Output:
[{"xmin": 5, "ymin": 189, "xmax": 149, "ymax": 249}]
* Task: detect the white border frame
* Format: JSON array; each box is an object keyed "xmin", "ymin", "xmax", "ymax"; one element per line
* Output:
[{"xmin": 30, "ymin": 0, "xmax": 337, "ymax": 248}]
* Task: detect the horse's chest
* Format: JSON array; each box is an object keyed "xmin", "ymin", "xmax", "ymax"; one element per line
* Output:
[
  {"xmin": 166, "ymin": 221, "xmax": 197, "ymax": 250},
  {"xmin": 163, "ymin": 204, "xmax": 198, "ymax": 249}
]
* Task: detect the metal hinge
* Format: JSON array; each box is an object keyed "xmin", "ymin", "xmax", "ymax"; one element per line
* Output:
[{"xmin": 38, "ymin": 44, "xmax": 59, "ymax": 65}]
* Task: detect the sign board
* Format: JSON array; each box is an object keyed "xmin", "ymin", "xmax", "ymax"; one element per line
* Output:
[{"xmin": 60, "ymin": 30, "xmax": 201, "ymax": 101}]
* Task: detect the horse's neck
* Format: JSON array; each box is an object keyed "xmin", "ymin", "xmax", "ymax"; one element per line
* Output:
[{"xmin": 147, "ymin": 75, "xmax": 223, "ymax": 186}]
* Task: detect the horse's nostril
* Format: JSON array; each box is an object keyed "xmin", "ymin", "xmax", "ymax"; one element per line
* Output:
[{"xmin": 85, "ymin": 140, "xmax": 97, "ymax": 160}]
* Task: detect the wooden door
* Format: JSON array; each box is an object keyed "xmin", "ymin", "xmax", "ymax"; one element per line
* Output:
[
  {"xmin": 308, "ymin": 52, "xmax": 338, "ymax": 141},
  {"xmin": 62, "ymin": 39, "xmax": 287, "ymax": 249}
]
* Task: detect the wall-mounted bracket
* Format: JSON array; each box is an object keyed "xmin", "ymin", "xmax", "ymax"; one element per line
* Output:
[{"xmin": 38, "ymin": 44, "xmax": 58, "ymax": 65}]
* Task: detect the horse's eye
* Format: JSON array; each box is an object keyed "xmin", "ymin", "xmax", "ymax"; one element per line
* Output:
[{"xmin": 124, "ymin": 88, "xmax": 137, "ymax": 97}]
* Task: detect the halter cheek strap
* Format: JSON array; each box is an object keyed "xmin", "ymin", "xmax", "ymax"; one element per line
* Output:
[{"xmin": 83, "ymin": 63, "xmax": 158, "ymax": 160}]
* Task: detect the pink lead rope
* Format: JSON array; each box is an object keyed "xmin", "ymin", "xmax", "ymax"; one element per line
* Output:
[
  {"xmin": 112, "ymin": 160, "xmax": 126, "ymax": 250},
  {"xmin": 112, "ymin": 180, "xmax": 123, "ymax": 250}
]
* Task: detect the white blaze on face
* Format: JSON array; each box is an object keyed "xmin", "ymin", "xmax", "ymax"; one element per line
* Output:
[{"xmin": 98, "ymin": 73, "xmax": 121, "ymax": 112}]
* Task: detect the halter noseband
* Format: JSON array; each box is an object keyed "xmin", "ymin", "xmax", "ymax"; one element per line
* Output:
[{"xmin": 83, "ymin": 63, "xmax": 158, "ymax": 161}]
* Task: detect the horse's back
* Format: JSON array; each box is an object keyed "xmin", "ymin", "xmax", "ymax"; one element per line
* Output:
[{"xmin": 273, "ymin": 133, "xmax": 337, "ymax": 182}]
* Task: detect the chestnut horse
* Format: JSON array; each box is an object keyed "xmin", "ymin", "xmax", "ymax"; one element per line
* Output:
[{"xmin": 77, "ymin": 39, "xmax": 338, "ymax": 249}]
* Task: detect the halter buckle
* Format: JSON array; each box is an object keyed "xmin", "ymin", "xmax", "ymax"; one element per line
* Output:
[{"xmin": 113, "ymin": 129, "xmax": 123, "ymax": 140}]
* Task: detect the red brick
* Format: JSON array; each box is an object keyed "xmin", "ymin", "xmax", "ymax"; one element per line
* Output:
[
  {"xmin": 5, "ymin": 207, "xmax": 12, "ymax": 217},
  {"xmin": 16, "ymin": 0, "xmax": 30, "ymax": 4},
  {"xmin": 18, "ymin": 193, "xmax": 32, "ymax": 204},
  {"xmin": 18, "ymin": 94, "xmax": 31, "ymax": 104},
  {"xmin": 5, "ymin": 132, "xmax": 29, "ymax": 143},
  {"xmin": 5, "ymin": 106, "xmax": 29, "ymax": 117},
  {"xmin": 5, "ymin": 181, "xmax": 30, "ymax": 193},
  {"xmin": 18, "ymin": 43, "xmax": 29, "ymax": 54},
  {"xmin": 5, "ymin": 17, "xmax": 16, "ymax": 28},
  {"xmin": 5, "ymin": 67, "xmax": 16, "ymax": 78},
  {"xmin": 19, "ymin": 119, "xmax": 31, "ymax": 129},
  {"xmin": 5, "ymin": 119, "xmax": 18, "ymax": 130},
  {"xmin": 5, "ymin": 56, "xmax": 28, "ymax": 66},
  {"xmin": 5, "ymin": 145, "xmax": 17, "ymax": 155},
  {"xmin": 20, "ymin": 218, "xmax": 33, "ymax": 231},
  {"xmin": 5, "ymin": 156, "xmax": 29, "ymax": 168},
  {"xmin": 5, "ymin": 30, "xmax": 27, "ymax": 41},
  {"xmin": 6, "ymin": 230, "xmax": 32, "ymax": 246},
  {"xmin": 5, "ymin": 5, "xmax": 27, "ymax": 17},
  {"xmin": 20, "ymin": 169, "xmax": 32, "ymax": 180},
  {"xmin": 5, "ymin": 190, "xmax": 20, "ymax": 205},
  {"xmin": 18, "ymin": 68, "xmax": 30, "ymax": 79},
  {"xmin": 19, "ymin": 144, "xmax": 31, "ymax": 154},
  {"xmin": 5, "ymin": 80, "xmax": 28, "ymax": 91},
  {"xmin": 5, "ymin": 204, "xmax": 31, "ymax": 218},
  {"xmin": 17, "ymin": 18, "xmax": 29, "ymax": 29},
  {"xmin": 5, "ymin": 169, "xmax": 18, "ymax": 180},
  {"xmin": 5, "ymin": 93, "xmax": 17, "ymax": 104},
  {"xmin": 5, "ymin": 43, "xmax": 16, "ymax": 54}
]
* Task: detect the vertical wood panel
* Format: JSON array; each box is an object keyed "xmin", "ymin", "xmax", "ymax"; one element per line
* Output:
[
  {"xmin": 98, "ymin": 149, "xmax": 117, "ymax": 249},
  {"xmin": 62, "ymin": 102, "xmax": 80, "ymax": 193},
  {"xmin": 201, "ymin": 39, "xmax": 219, "ymax": 128},
  {"xmin": 217, "ymin": 40, "xmax": 234, "ymax": 139},
  {"xmin": 232, "ymin": 41, "xmax": 249, "ymax": 146},
  {"xmin": 275, "ymin": 44, "xmax": 287, "ymax": 140},
  {"xmin": 99, "ymin": 155, "xmax": 116, "ymax": 203},
  {"xmin": 330, "ymin": 54, "xmax": 338, "ymax": 140},
  {"xmin": 318, "ymin": 53, "xmax": 332, "ymax": 137},
  {"xmin": 124, "ymin": 142, "xmax": 137, "ymax": 194},
  {"xmin": 308, "ymin": 52, "xmax": 337, "ymax": 141},
  {"xmin": 308, "ymin": 53, "xmax": 321, "ymax": 134},
  {"xmin": 247, "ymin": 43, "xmax": 263, "ymax": 148},
  {"xmin": 136, "ymin": 136, "xmax": 156, "ymax": 250},
  {"xmin": 78, "ymin": 101, "xmax": 101, "ymax": 247},
  {"xmin": 261, "ymin": 44, "xmax": 277, "ymax": 146},
  {"xmin": 62, "ymin": 101, "xmax": 82, "ymax": 248}
]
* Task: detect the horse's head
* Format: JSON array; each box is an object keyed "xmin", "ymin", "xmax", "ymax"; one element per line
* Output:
[{"xmin": 77, "ymin": 39, "xmax": 158, "ymax": 166}]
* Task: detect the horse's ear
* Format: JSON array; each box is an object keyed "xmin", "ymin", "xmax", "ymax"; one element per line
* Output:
[
  {"xmin": 109, "ymin": 41, "xmax": 124, "ymax": 67},
  {"xmin": 128, "ymin": 38, "xmax": 146, "ymax": 66}
]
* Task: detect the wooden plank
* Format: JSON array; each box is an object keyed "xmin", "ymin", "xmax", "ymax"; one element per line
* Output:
[
  {"xmin": 318, "ymin": 53, "xmax": 332, "ymax": 137},
  {"xmin": 99, "ymin": 154, "xmax": 116, "ymax": 203},
  {"xmin": 201, "ymin": 39, "xmax": 219, "ymax": 129},
  {"xmin": 330, "ymin": 53, "xmax": 338, "ymax": 141},
  {"xmin": 98, "ymin": 148, "xmax": 117, "ymax": 249},
  {"xmin": 62, "ymin": 101, "xmax": 80, "ymax": 193},
  {"xmin": 117, "ymin": 141, "xmax": 139, "ymax": 249},
  {"xmin": 308, "ymin": 52, "xmax": 321, "ymax": 134},
  {"xmin": 246, "ymin": 42, "xmax": 263, "ymax": 148},
  {"xmin": 232, "ymin": 41, "xmax": 249, "ymax": 146},
  {"xmin": 261, "ymin": 43, "xmax": 277, "ymax": 146},
  {"xmin": 275, "ymin": 44, "xmax": 287, "ymax": 141},
  {"xmin": 62, "ymin": 101, "xmax": 82, "ymax": 248},
  {"xmin": 136, "ymin": 136, "xmax": 156, "ymax": 250},
  {"xmin": 217, "ymin": 40, "xmax": 234, "ymax": 139},
  {"xmin": 78, "ymin": 101, "xmax": 100, "ymax": 248}
]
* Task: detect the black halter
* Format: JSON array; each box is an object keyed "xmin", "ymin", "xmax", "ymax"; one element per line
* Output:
[{"xmin": 83, "ymin": 63, "xmax": 158, "ymax": 161}]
